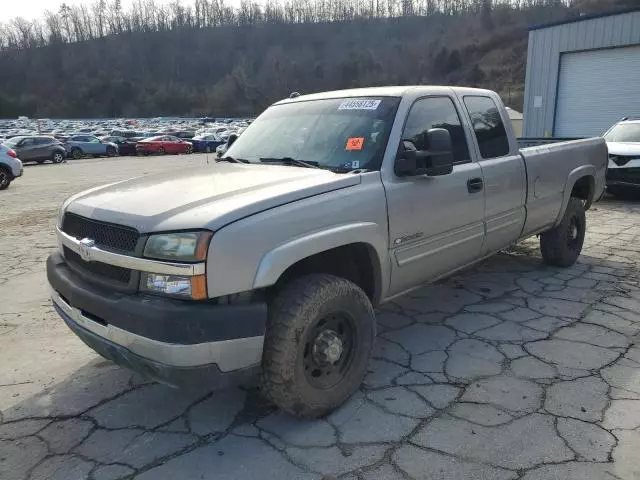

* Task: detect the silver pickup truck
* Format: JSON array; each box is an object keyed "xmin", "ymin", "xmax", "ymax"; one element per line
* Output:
[{"xmin": 47, "ymin": 86, "xmax": 607, "ymax": 418}]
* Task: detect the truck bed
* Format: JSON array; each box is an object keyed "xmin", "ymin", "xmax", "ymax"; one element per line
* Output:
[
  {"xmin": 519, "ymin": 137, "xmax": 608, "ymax": 238},
  {"xmin": 517, "ymin": 137, "xmax": 582, "ymax": 148}
]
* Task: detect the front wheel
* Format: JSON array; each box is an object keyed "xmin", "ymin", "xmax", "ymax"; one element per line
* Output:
[
  {"xmin": 158, "ymin": 147, "xmax": 165, "ymax": 155},
  {"xmin": 70, "ymin": 148, "xmax": 82, "ymax": 160},
  {"xmin": 106, "ymin": 146, "xmax": 117, "ymax": 157},
  {"xmin": 260, "ymin": 274, "xmax": 376, "ymax": 419},
  {"xmin": 540, "ymin": 197, "xmax": 586, "ymax": 267}
]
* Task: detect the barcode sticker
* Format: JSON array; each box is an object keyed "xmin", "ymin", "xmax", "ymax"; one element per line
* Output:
[{"xmin": 338, "ymin": 99, "xmax": 381, "ymax": 110}]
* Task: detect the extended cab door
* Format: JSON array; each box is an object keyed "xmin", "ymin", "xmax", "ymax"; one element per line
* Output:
[
  {"xmin": 458, "ymin": 94, "xmax": 526, "ymax": 255},
  {"xmin": 384, "ymin": 95, "xmax": 485, "ymax": 297}
]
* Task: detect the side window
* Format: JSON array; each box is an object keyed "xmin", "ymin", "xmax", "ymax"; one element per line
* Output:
[
  {"xmin": 402, "ymin": 97, "xmax": 470, "ymax": 164},
  {"xmin": 463, "ymin": 96, "xmax": 510, "ymax": 159},
  {"xmin": 22, "ymin": 138, "xmax": 35, "ymax": 146}
]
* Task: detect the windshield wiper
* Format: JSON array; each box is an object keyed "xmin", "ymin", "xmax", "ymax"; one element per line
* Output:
[
  {"xmin": 327, "ymin": 167, "xmax": 372, "ymax": 174},
  {"xmin": 217, "ymin": 156, "xmax": 249, "ymax": 164},
  {"xmin": 259, "ymin": 157, "xmax": 321, "ymax": 169}
]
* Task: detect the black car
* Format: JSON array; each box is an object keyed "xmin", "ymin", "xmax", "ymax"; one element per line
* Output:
[{"xmin": 100, "ymin": 136, "xmax": 138, "ymax": 156}]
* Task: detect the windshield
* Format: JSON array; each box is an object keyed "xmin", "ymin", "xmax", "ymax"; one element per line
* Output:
[
  {"xmin": 225, "ymin": 97, "xmax": 400, "ymax": 171},
  {"xmin": 604, "ymin": 123, "xmax": 640, "ymax": 143}
]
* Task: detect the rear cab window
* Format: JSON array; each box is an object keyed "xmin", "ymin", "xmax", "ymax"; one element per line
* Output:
[{"xmin": 463, "ymin": 96, "xmax": 510, "ymax": 159}]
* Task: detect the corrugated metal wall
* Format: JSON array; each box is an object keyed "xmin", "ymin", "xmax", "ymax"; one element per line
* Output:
[{"xmin": 523, "ymin": 10, "xmax": 640, "ymax": 137}]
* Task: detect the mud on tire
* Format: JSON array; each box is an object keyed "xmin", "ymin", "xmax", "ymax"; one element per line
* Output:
[
  {"xmin": 540, "ymin": 197, "xmax": 586, "ymax": 267},
  {"xmin": 260, "ymin": 274, "xmax": 376, "ymax": 419}
]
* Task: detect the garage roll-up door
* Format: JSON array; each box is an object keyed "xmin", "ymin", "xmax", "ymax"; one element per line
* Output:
[{"xmin": 554, "ymin": 45, "xmax": 640, "ymax": 137}]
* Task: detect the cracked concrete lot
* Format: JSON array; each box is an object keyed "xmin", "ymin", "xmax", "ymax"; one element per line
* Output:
[{"xmin": 2, "ymin": 156, "xmax": 640, "ymax": 480}]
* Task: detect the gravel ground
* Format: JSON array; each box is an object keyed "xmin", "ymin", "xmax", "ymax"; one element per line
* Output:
[{"xmin": 2, "ymin": 157, "xmax": 640, "ymax": 480}]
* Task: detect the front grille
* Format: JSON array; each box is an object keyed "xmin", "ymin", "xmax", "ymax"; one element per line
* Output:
[
  {"xmin": 62, "ymin": 213, "xmax": 139, "ymax": 252},
  {"xmin": 64, "ymin": 246, "xmax": 132, "ymax": 284},
  {"xmin": 610, "ymin": 155, "xmax": 640, "ymax": 167}
]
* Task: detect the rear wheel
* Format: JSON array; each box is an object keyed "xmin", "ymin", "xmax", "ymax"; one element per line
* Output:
[
  {"xmin": 186, "ymin": 145, "xmax": 193, "ymax": 154},
  {"xmin": 158, "ymin": 147, "xmax": 166, "ymax": 155},
  {"xmin": 260, "ymin": 274, "xmax": 376, "ymax": 419},
  {"xmin": 540, "ymin": 197, "xmax": 586, "ymax": 267},
  {"xmin": 106, "ymin": 146, "xmax": 117, "ymax": 157},
  {"xmin": 205, "ymin": 145, "xmax": 212, "ymax": 153},
  {"xmin": 0, "ymin": 167, "xmax": 12, "ymax": 190},
  {"xmin": 52, "ymin": 151, "xmax": 65, "ymax": 164}
]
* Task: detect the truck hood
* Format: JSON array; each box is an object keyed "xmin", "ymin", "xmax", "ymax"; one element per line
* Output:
[
  {"xmin": 65, "ymin": 163, "xmax": 360, "ymax": 232},
  {"xmin": 606, "ymin": 142, "xmax": 640, "ymax": 156}
]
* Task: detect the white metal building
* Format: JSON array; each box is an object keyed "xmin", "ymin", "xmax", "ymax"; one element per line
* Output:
[{"xmin": 523, "ymin": 8, "xmax": 640, "ymax": 138}]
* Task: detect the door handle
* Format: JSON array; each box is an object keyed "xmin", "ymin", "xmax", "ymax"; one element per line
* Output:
[{"xmin": 467, "ymin": 177, "xmax": 483, "ymax": 193}]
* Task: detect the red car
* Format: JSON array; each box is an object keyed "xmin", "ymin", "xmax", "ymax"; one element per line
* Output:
[{"xmin": 136, "ymin": 136, "xmax": 193, "ymax": 155}]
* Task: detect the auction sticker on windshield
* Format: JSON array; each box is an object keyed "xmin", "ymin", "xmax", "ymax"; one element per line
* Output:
[
  {"xmin": 338, "ymin": 99, "xmax": 381, "ymax": 110},
  {"xmin": 346, "ymin": 137, "xmax": 365, "ymax": 151}
]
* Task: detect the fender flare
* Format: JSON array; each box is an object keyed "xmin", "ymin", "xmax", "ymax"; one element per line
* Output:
[
  {"xmin": 252, "ymin": 222, "xmax": 388, "ymax": 303},
  {"xmin": 554, "ymin": 165, "xmax": 596, "ymax": 226}
]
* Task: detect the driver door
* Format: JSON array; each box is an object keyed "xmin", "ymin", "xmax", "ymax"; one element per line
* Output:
[
  {"xmin": 17, "ymin": 138, "xmax": 37, "ymax": 160},
  {"xmin": 385, "ymin": 96, "xmax": 485, "ymax": 296}
]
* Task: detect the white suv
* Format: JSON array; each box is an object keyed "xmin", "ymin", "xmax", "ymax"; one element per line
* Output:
[
  {"xmin": 604, "ymin": 117, "xmax": 640, "ymax": 197},
  {"xmin": 0, "ymin": 144, "xmax": 23, "ymax": 190}
]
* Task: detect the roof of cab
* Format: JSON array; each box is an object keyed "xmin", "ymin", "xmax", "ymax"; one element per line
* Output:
[{"xmin": 273, "ymin": 85, "xmax": 495, "ymax": 105}]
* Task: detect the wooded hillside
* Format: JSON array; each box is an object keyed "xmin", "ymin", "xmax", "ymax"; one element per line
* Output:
[{"xmin": 0, "ymin": 0, "xmax": 633, "ymax": 118}]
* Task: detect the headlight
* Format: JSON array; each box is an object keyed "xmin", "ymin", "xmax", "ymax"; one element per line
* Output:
[
  {"xmin": 143, "ymin": 231, "xmax": 212, "ymax": 262},
  {"xmin": 140, "ymin": 273, "xmax": 207, "ymax": 300}
]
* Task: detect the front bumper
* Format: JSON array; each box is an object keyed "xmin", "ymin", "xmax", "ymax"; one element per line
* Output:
[
  {"xmin": 607, "ymin": 166, "xmax": 640, "ymax": 188},
  {"xmin": 47, "ymin": 251, "xmax": 267, "ymax": 387}
]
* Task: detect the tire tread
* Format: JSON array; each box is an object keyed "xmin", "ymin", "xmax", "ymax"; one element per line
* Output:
[{"xmin": 260, "ymin": 274, "xmax": 375, "ymax": 418}]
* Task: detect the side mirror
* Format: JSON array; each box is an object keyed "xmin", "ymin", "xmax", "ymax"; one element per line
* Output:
[
  {"xmin": 395, "ymin": 128, "xmax": 454, "ymax": 177},
  {"xmin": 424, "ymin": 128, "xmax": 454, "ymax": 176},
  {"xmin": 227, "ymin": 133, "xmax": 238, "ymax": 147}
]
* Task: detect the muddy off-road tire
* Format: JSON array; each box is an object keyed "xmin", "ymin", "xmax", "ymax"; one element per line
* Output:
[
  {"xmin": 540, "ymin": 197, "xmax": 586, "ymax": 267},
  {"xmin": 260, "ymin": 274, "xmax": 376, "ymax": 419}
]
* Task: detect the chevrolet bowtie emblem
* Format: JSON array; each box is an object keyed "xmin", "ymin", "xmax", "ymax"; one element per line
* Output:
[{"xmin": 78, "ymin": 238, "xmax": 96, "ymax": 262}]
